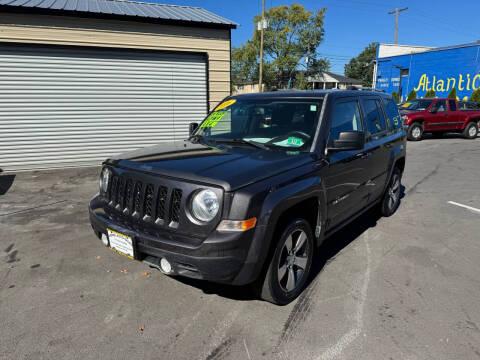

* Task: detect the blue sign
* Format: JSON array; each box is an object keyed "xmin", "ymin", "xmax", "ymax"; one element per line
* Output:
[{"xmin": 375, "ymin": 43, "xmax": 480, "ymax": 101}]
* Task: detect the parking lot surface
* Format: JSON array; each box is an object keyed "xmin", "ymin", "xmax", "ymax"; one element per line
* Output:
[{"xmin": 1, "ymin": 135, "xmax": 479, "ymax": 360}]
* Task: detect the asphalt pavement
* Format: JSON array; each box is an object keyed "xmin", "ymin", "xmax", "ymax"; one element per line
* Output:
[{"xmin": 1, "ymin": 134, "xmax": 479, "ymax": 360}]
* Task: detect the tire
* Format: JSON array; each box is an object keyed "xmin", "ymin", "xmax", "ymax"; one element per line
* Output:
[
  {"xmin": 463, "ymin": 122, "xmax": 478, "ymax": 139},
  {"xmin": 259, "ymin": 219, "xmax": 314, "ymax": 305},
  {"xmin": 407, "ymin": 123, "xmax": 423, "ymax": 141},
  {"xmin": 381, "ymin": 167, "xmax": 402, "ymax": 217}
]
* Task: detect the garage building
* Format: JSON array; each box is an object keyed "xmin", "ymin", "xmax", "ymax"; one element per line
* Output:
[{"xmin": 0, "ymin": 0, "xmax": 236, "ymax": 171}]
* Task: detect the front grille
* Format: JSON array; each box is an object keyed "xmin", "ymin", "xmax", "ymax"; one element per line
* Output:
[
  {"xmin": 170, "ymin": 189, "xmax": 182, "ymax": 224},
  {"xmin": 156, "ymin": 186, "xmax": 168, "ymax": 220},
  {"xmin": 144, "ymin": 184, "xmax": 154, "ymax": 217},
  {"xmin": 106, "ymin": 175, "xmax": 183, "ymax": 228}
]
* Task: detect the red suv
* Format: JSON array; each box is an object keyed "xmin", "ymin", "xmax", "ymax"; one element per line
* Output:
[{"xmin": 400, "ymin": 98, "xmax": 480, "ymax": 141}]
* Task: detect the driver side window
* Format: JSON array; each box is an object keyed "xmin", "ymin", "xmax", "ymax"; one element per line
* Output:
[
  {"xmin": 431, "ymin": 100, "xmax": 447, "ymax": 112},
  {"xmin": 329, "ymin": 101, "xmax": 363, "ymax": 142}
]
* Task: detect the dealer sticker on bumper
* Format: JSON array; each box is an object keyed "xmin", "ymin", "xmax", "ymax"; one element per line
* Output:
[{"xmin": 107, "ymin": 228, "xmax": 134, "ymax": 259}]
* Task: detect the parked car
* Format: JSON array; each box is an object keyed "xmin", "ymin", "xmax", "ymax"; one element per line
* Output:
[
  {"xmin": 400, "ymin": 98, "xmax": 480, "ymax": 140},
  {"xmin": 89, "ymin": 90, "xmax": 406, "ymax": 304}
]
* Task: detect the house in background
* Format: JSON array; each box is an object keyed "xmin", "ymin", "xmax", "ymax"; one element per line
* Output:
[
  {"xmin": 308, "ymin": 72, "xmax": 362, "ymax": 90},
  {"xmin": 233, "ymin": 82, "xmax": 264, "ymax": 94}
]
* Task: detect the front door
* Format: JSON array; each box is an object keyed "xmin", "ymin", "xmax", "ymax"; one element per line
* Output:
[
  {"xmin": 424, "ymin": 99, "xmax": 455, "ymax": 131},
  {"xmin": 324, "ymin": 97, "xmax": 370, "ymax": 229}
]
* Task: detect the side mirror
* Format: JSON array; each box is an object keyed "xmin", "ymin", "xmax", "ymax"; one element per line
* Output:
[
  {"xmin": 189, "ymin": 122, "xmax": 199, "ymax": 136},
  {"xmin": 327, "ymin": 131, "xmax": 365, "ymax": 152}
]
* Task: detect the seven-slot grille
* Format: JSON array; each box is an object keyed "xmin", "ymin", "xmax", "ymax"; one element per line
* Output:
[{"xmin": 106, "ymin": 175, "xmax": 183, "ymax": 227}]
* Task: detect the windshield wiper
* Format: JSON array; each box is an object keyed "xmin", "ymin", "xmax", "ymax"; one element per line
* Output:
[{"xmin": 213, "ymin": 138, "xmax": 270, "ymax": 150}]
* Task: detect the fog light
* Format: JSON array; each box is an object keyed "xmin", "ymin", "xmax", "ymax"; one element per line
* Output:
[
  {"xmin": 160, "ymin": 258, "xmax": 172, "ymax": 274},
  {"xmin": 101, "ymin": 233, "xmax": 109, "ymax": 247}
]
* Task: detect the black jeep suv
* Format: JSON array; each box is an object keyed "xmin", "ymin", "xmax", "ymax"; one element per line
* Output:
[{"xmin": 89, "ymin": 90, "xmax": 406, "ymax": 305}]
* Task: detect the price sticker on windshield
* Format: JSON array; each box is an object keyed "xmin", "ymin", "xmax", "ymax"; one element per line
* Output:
[{"xmin": 200, "ymin": 111, "xmax": 226, "ymax": 128}]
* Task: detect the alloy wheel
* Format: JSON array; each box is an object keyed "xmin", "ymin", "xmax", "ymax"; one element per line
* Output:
[
  {"xmin": 468, "ymin": 125, "xmax": 477, "ymax": 137},
  {"xmin": 412, "ymin": 126, "xmax": 421, "ymax": 139},
  {"xmin": 388, "ymin": 173, "xmax": 401, "ymax": 211},
  {"xmin": 277, "ymin": 229, "xmax": 309, "ymax": 292}
]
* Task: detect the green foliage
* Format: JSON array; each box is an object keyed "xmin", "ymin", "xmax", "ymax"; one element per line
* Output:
[
  {"xmin": 470, "ymin": 88, "xmax": 480, "ymax": 102},
  {"xmin": 294, "ymin": 72, "xmax": 310, "ymax": 90},
  {"xmin": 231, "ymin": 40, "xmax": 259, "ymax": 85},
  {"xmin": 344, "ymin": 42, "xmax": 378, "ymax": 87},
  {"xmin": 424, "ymin": 89, "xmax": 436, "ymax": 98},
  {"xmin": 407, "ymin": 90, "xmax": 417, "ymax": 101},
  {"xmin": 232, "ymin": 4, "xmax": 329, "ymax": 90},
  {"xmin": 391, "ymin": 91, "xmax": 399, "ymax": 103},
  {"xmin": 447, "ymin": 87, "xmax": 457, "ymax": 99}
]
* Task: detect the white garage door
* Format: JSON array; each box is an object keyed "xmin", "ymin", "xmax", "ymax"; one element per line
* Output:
[{"xmin": 0, "ymin": 44, "xmax": 208, "ymax": 171}]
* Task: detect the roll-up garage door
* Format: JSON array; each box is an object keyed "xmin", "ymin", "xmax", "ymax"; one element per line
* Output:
[{"xmin": 0, "ymin": 44, "xmax": 208, "ymax": 171}]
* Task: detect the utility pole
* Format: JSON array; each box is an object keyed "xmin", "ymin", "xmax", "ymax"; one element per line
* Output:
[
  {"xmin": 387, "ymin": 7, "xmax": 408, "ymax": 44},
  {"xmin": 258, "ymin": 0, "xmax": 265, "ymax": 92}
]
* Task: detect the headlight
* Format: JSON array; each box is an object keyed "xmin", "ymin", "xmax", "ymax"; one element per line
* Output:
[
  {"xmin": 191, "ymin": 189, "xmax": 219, "ymax": 222},
  {"xmin": 99, "ymin": 167, "xmax": 111, "ymax": 194},
  {"xmin": 401, "ymin": 115, "xmax": 409, "ymax": 122}
]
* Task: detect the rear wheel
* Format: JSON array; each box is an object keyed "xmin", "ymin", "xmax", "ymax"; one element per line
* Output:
[
  {"xmin": 381, "ymin": 167, "xmax": 402, "ymax": 217},
  {"xmin": 259, "ymin": 219, "xmax": 314, "ymax": 305},
  {"xmin": 407, "ymin": 123, "xmax": 423, "ymax": 141},
  {"xmin": 463, "ymin": 122, "xmax": 478, "ymax": 139}
]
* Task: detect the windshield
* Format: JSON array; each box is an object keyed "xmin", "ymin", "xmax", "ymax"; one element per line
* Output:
[
  {"xmin": 193, "ymin": 98, "xmax": 323, "ymax": 152},
  {"xmin": 401, "ymin": 99, "xmax": 433, "ymax": 110}
]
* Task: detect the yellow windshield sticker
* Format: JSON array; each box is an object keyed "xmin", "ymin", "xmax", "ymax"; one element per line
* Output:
[
  {"xmin": 200, "ymin": 111, "xmax": 226, "ymax": 128},
  {"xmin": 401, "ymin": 102, "xmax": 411, "ymax": 108},
  {"xmin": 215, "ymin": 99, "xmax": 236, "ymax": 111}
]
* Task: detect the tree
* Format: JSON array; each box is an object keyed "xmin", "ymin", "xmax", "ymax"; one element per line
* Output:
[
  {"xmin": 232, "ymin": 4, "xmax": 329, "ymax": 90},
  {"xmin": 448, "ymin": 87, "xmax": 457, "ymax": 99},
  {"xmin": 391, "ymin": 91, "xmax": 399, "ymax": 103},
  {"xmin": 470, "ymin": 88, "xmax": 480, "ymax": 102},
  {"xmin": 231, "ymin": 40, "xmax": 258, "ymax": 85},
  {"xmin": 407, "ymin": 90, "xmax": 417, "ymax": 100},
  {"xmin": 424, "ymin": 89, "xmax": 436, "ymax": 98},
  {"xmin": 344, "ymin": 42, "xmax": 378, "ymax": 87},
  {"xmin": 295, "ymin": 72, "xmax": 310, "ymax": 90}
]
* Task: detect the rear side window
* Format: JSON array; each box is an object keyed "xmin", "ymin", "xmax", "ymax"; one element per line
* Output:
[
  {"xmin": 329, "ymin": 101, "xmax": 363, "ymax": 141},
  {"xmin": 383, "ymin": 98, "xmax": 402, "ymax": 129},
  {"xmin": 363, "ymin": 99, "xmax": 387, "ymax": 136},
  {"xmin": 448, "ymin": 100, "xmax": 457, "ymax": 111}
]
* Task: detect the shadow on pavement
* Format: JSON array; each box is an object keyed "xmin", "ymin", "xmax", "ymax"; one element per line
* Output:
[
  {"xmin": 0, "ymin": 174, "xmax": 16, "ymax": 196},
  {"xmin": 174, "ymin": 205, "xmax": 390, "ymax": 302}
]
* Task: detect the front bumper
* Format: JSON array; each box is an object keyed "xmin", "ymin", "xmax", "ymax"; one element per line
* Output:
[{"xmin": 89, "ymin": 196, "xmax": 264, "ymax": 285}]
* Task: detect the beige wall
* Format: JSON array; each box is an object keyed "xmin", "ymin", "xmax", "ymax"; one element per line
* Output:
[{"xmin": 0, "ymin": 13, "xmax": 231, "ymax": 110}]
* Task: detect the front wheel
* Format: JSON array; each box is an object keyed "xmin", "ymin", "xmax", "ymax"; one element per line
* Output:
[
  {"xmin": 463, "ymin": 122, "xmax": 478, "ymax": 139},
  {"xmin": 407, "ymin": 123, "xmax": 423, "ymax": 141},
  {"xmin": 381, "ymin": 167, "xmax": 402, "ymax": 217},
  {"xmin": 259, "ymin": 219, "xmax": 314, "ymax": 305}
]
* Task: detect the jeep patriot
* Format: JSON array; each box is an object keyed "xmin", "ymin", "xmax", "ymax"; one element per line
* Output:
[{"xmin": 89, "ymin": 90, "xmax": 407, "ymax": 304}]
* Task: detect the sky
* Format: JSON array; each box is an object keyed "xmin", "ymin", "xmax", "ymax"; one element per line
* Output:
[{"xmin": 142, "ymin": 0, "xmax": 480, "ymax": 75}]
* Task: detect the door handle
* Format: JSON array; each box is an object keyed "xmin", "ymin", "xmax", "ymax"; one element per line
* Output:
[{"xmin": 356, "ymin": 151, "xmax": 372, "ymax": 159}]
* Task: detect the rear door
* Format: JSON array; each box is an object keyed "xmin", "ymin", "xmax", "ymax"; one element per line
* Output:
[
  {"xmin": 447, "ymin": 100, "xmax": 462, "ymax": 129},
  {"xmin": 359, "ymin": 96, "xmax": 391, "ymax": 202},
  {"xmin": 324, "ymin": 97, "xmax": 370, "ymax": 228}
]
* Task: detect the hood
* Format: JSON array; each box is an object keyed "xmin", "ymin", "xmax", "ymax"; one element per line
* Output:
[
  {"xmin": 107, "ymin": 140, "xmax": 315, "ymax": 191},
  {"xmin": 399, "ymin": 109, "xmax": 418, "ymax": 115}
]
